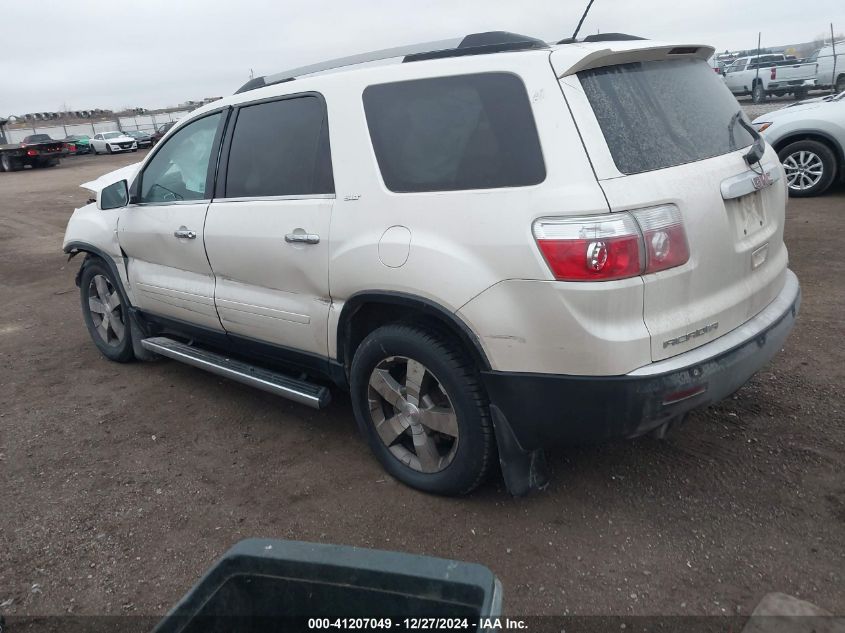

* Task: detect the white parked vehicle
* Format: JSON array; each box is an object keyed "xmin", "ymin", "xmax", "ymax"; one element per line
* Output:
[
  {"xmin": 90, "ymin": 131, "xmax": 138, "ymax": 155},
  {"xmin": 723, "ymin": 54, "xmax": 817, "ymax": 102},
  {"xmin": 753, "ymin": 91, "xmax": 845, "ymax": 196},
  {"xmin": 811, "ymin": 41, "xmax": 845, "ymax": 93},
  {"xmin": 62, "ymin": 32, "xmax": 800, "ymax": 496}
]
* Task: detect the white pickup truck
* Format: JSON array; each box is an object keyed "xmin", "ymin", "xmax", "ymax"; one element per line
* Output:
[{"xmin": 723, "ymin": 54, "xmax": 817, "ymax": 102}]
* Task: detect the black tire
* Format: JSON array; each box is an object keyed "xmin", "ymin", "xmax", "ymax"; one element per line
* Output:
[
  {"xmin": 752, "ymin": 82, "xmax": 766, "ymax": 104},
  {"xmin": 46, "ymin": 158, "xmax": 59, "ymax": 167},
  {"xmin": 793, "ymin": 88, "xmax": 807, "ymax": 100},
  {"xmin": 778, "ymin": 139, "xmax": 837, "ymax": 197},
  {"xmin": 836, "ymin": 74, "xmax": 845, "ymax": 94},
  {"xmin": 2, "ymin": 155, "xmax": 22, "ymax": 172},
  {"xmin": 106, "ymin": 145, "xmax": 113, "ymax": 155},
  {"xmin": 350, "ymin": 324, "xmax": 494, "ymax": 496},
  {"xmin": 78, "ymin": 258, "xmax": 135, "ymax": 362}
]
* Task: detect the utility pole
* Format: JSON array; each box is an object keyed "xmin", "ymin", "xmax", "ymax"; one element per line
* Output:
[
  {"xmin": 754, "ymin": 32, "xmax": 762, "ymax": 99},
  {"xmin": 831, "ymin": 23, "xmax": 838, "ymax": 94}
]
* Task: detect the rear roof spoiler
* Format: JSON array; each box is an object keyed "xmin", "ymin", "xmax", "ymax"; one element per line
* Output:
[{"xmin": 555, "ymin": 44, "xmax": 715, "ymax": 77}]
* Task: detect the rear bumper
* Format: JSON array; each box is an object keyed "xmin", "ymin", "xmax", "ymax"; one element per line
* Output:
[
  {"xmin": 768, "ymin": 79, "xmax": 815, "ymax": 90},
  {"xmin": 481, "ymin": 269, "xmax": 800, "ymax": 450}
]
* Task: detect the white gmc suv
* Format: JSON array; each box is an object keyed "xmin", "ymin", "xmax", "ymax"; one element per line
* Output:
[{"xmin": 62, "ymin": 32, "xmax": 801, "ymax": 496}]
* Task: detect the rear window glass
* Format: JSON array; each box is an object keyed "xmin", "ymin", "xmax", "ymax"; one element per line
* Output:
[
  {"xmin": 579, "ymin": 58, "xmax": 754, "ymax": 175},
  {"xmin": 363, "ymin": 73, "xmax": 545, "ymax": 192}
]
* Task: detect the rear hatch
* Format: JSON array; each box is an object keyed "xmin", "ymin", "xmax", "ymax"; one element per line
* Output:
[{"xmin": 553, "ymin": 45, "xmax": 788, "ymax": 361}]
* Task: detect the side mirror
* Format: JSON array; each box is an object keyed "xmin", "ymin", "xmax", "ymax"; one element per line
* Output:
[{"xmin": 99, "ymin": 179, "xmax": 129, "ymax": 210}]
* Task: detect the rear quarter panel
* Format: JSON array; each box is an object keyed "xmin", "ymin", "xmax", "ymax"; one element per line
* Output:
[{"xmin": 317, "ymin": 53, "xmax": 613, "ymax": 361}]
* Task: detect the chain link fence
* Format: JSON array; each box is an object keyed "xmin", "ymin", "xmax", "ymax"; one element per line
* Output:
[{"xmin": 3, "ymin": 110, "xmax": 190, "ymax": 144}]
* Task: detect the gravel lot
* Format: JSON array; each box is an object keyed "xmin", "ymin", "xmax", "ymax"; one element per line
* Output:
[{"xmin": 0, "ymin": 149, "xmax": 843, "ymax": 619}]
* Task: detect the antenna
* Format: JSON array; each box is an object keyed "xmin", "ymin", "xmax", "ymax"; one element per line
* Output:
[{"xmin": 572, "ymin": 0, "xmax": 597, "ymax": 40}]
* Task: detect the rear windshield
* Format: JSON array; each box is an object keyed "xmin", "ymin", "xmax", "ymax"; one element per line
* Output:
[
  {"xmin": 363, "ymin": 73, "xmax": 545, "ymax": 192},
  {"xmin": 579, "ymin": 58, "xmax": 754, "ymax": 175}
]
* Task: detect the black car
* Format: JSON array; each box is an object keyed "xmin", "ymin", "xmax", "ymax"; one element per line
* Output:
[{"xmin": 123, "ymin": 130, "xmax": 153, "ymax": 148}]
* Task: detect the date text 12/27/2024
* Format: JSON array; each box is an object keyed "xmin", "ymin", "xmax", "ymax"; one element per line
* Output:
[{"xmin": 307, "ymin": 618, "xmax": 528, "ymax": 630}]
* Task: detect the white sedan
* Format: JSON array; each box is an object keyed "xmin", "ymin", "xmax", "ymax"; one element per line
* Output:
[{"xmin": 90, "ymin": 131, "xmax": 138, "ymax": 155}]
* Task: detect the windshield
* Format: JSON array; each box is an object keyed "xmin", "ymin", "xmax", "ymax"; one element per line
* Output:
[
  {"xmin": 103, "ymin": 132, "xmax": 122, "ymax": 139},
  {"xmin": 578, "ymin": 58, "xmax": 755, "ymax": 175}
]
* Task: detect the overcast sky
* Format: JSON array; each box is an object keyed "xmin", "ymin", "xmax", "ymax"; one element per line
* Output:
[{"xmin": 1, "ymin": 0, "xmax": 843, "ymax": 115}]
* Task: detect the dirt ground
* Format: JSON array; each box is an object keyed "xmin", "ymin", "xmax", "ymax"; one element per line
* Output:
[{"xmin": 0, "ymin": 150, "xmax": 843, "ymax": 619}]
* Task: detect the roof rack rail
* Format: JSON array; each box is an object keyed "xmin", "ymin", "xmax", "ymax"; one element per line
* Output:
[
  {"xmin": 582, "ymin": 33, "xmax": 645, "ymax": 42},
  {"xmin": 404, "ymin": 31, "xmax": 548, "ymax": 62},
  {"xmin": 234, "ymin": 31, "xmax": 548, "ymax": 94}
]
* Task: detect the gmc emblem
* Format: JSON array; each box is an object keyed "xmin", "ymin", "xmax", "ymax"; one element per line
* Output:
[{"xmin": 752, "ymin": 171, "xmax": 774, "ymax": 190}]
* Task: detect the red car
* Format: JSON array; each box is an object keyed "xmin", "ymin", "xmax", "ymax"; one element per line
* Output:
[{"xmin": 150, "ymin": 121, "xmax": 176, "ymax": 145}]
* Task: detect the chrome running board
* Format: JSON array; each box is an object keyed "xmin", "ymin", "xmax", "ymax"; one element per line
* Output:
[{"xmin": 140, "ymin": 337, "xmax": 330, "ymax": 409}]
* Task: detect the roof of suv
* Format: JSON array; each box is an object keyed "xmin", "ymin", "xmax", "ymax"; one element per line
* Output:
[
  {"xmin": 175, "ymin": 32, "xmax": 713, "ymax": 124},
  {"xmin": 233, "ymin": 31, "xmax": 712, "ymax": 94},
  {"xmin": 234, "ymin": 31, "xmax": 551, "ymax": 94}
]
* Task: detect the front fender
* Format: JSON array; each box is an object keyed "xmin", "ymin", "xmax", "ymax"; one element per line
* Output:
[
  {"xmin": 63, "ymin": 204, "xmax": 135, "ymax": 305},
  {"xmin": 62, "ymin": 202, "xmax": 122, "ymax": 259}
]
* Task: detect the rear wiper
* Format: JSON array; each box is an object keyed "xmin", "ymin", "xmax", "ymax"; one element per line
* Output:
[
  {"xmin": 730, "ymin": 110, "xmax": 765, "ymax": 166},
  {"xmin": 739, "ymin": 117, "xmax": 765, "ymax": 166},
  {"xmin": 728, "ymin": 111, "xmax": 740, "ymax": 150}
]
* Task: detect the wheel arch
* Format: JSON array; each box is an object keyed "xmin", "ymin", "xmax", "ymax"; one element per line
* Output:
[
  {"xmin": 772, "ymin": 130, "xmax": 845, "ymax": 182},
  {"xmin": 336, "ymin": 291, "xmax": 491, "ymax": 375},
  {"xmin": 65, "ymin": 241, "xmax": 131, "ymax": 301},
  {"xmin": 772, "ymin": 130, "xmax": 845, "ymax": 164}
]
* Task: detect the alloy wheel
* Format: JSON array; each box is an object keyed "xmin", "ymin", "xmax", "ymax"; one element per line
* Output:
[
  {"xmin": 367, "ymin": 356, "xmax": 459, "ymax": 473},
  {"xmin": 87, "ymin": 274, "xmax": 125, "ymax": 346},
  {"xmin": 783, "ymin": 150, "xmax": 824, "ymax": 191}
]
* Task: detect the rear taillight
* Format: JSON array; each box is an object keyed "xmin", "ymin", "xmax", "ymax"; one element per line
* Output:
[
  {"xmin": 770, "ymin": 67, "xmax": 776, "ymax": 80},
  {"xmin": 631, "ymin": 205, "xmax": 690, "ymax": 274},
  {"xmin": 533, "ymin": 205, "xmax": 689, "ymax": 282},
  {"xmin": 26, "ymin": 149, "xmax": 38, "ymax": 156},
  {"xmin": 533, "ymin": 214, "xmax": 642, "ymax": 281}
]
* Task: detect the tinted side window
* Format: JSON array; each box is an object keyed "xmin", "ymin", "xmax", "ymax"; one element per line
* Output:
[
  {"xmin": 139, "ymin": 113, "xmax": 221, "ymax": 203},
  {"xmin": 225, "ymin": 96, "xmax": 333, "ymax": 198},
  {"xmin": 363, "ymin": 73, "xmax": 545, "ymax": 193}
]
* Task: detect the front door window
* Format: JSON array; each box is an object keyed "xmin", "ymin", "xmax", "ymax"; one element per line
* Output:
[{"xmin": 139, "ymin": 113, "xmax": 221, "ymax": 203}]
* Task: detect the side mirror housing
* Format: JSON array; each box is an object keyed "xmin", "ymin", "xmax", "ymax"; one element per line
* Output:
[{"xmin": 99, "ymin": 179, "xmax": 129, "ymax": 210}]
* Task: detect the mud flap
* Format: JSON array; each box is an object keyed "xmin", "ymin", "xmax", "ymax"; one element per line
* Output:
[
  {"xmin": 129, "ymin": 309, "xmax": 159, "ymax": 362},
  {"xmin": 490, "ymin": 405, "xmax": 549, "ymax": 496}
]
